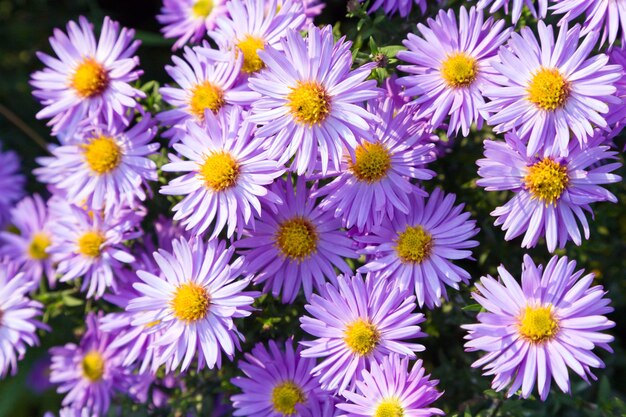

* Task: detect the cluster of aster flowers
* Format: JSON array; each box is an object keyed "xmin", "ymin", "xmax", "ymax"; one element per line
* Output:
[{"xmin": 0, "ymin": 0, "xmax": 623, "ymax": 415}]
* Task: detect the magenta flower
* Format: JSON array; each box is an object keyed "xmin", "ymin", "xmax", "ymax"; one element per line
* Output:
[
  {"xmin": 157, "ymin": 0, "xmax": 228, "ymax": 50},
  {"xmin": 463, "ymin": 255, "xmax": 615, "ymax": 400}
]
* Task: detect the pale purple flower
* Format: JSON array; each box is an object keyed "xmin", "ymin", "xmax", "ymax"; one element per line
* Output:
[
  {"xmin": 551, "ymin": 0, "xmax": 626, "ymax": 45},
  {"xmin": 475, "ymin": 0, "xmax": 547, "ymax": 23},
  {"xmin": 362, "ymin": 0, "xmax": 427, "ymax": 17},
  {"xmin": 607, "ymin": 47, "xmax": 626, "ymax": 142},
  {"xmin": 463, "ymin": 255, "xmax": 615, "ymax": 400},
  {"xmin": 157, "ymin": 0, "xmax": 228, "ymax": 50},
  {"xmin": 0, "ymin": 146, "xmax": 25, "ymax": 227}
]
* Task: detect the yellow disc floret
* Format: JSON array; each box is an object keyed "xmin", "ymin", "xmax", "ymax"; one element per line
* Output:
[
  {"xmin": 344, "ymin": 318, "xmax": 380, "ymax": 356},
  {"xmin": 518, "ymin": 305, "xmax": 559, "ymax": 343},
  {"xmin": 192, "ymin": 0, "xmax": 214, "ymax": 17},
  {"xmin": 275, "ymin": 217, "xmax": 318, "ymax": 261},
  {"xmin": 82, "ymin": 350, "xmax": 105, "ymax": 382},
  {"xmin": 287, "ymin": 81, "xmax": 331, "ymax": 126},
  {"xmin": 440, "ymin": 52, "xmax": 478, "ymax": 88},
  {"xmin": 271, "ymin": 381, "xmax": 306, "ymax": 415},
  {"xmin": 72, "ymin": 58, "xmax": 109, "ymax": 98},
  {"xmin": 237, "ymin": 35, "xmax": 266, "ymax": 74},
  {"xmin": 527, "ymin": 67, "xmax": 570, "ymax": 111},
  {"xmin": 524, "ymin": 158, "xmax": 569, "ymax": 205},
  {"xmin": 190, "ymin": 82, "xmax": 225, "ymax": 120},
  {"xmin": 171, "ymin": 282, "xmax": 210, "ymax": 322},
  {"xmin": 199, "ymin": 151, "xmax": 240, "ymax": 191},
  {"xmin": 82, "ymin": 135, "xmax": 122, "ymax": 175},
  {"xmin": 77, "ymin": 231, "xmax": 105, "ymax": 258},
  {"xmin": 28, "ymin": 232, "xmax": 51, "ymax": 260},
  {"xmin": 395, "ymin": 225, "xmax": 432, "ymax": 264},
  {"xmin": 375, "ymin": 398, "xmax": 405, "ymax": 417},
  {"xmin": 350, "ymin": 142, "xmax": 392, "ymax": 183}
]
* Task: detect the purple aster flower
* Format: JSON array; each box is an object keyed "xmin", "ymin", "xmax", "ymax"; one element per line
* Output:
[
  {"xmin": 0, "ymin": 146, "xmax": 25, "ymax": 227},
  {"xmin": 48, "ymin": 203, "xmax": 139, "ymax": 298},
  {"xmin": 249, "ymin": 25, "xmax": 381, "ymax": 175},
  {"xmin": 158, "ymin": 0, "xmax": 228, "ymax": 50},
  {"xmin": 35, "ymin": 115, "xmax": 159, "ymax": 210},
  {"xmin": 234, "ymin": 176, "xmax": 357, "ymax": 304},
  {"xmin": 483, "ymin": 21, "xmax": 622, "ymax": 156},
  {"xmin": 551, "ymin": 0, "xmax": 626, "ymax": 46},
  {"xmin": 31, "ymin": 16, "xmax": 144, "ymax": 136},
  {"xmin": 231, "ymin": 339, "xmax": 326, "ymax": 417},
  {"xmin": 463, "ymin": 255, "xmax": 615, "ymax": 400},
  {"xmin": 357, "ymin": 188, "xmax": 480, "ymax": 309},
  {"xmin": 161, "ymin": 105, "xmax": 285, "ymax": 239},
  {"xmin": 607, "ymin": 47, "xmax": 626, "ymax": 141},
  {"xmin": 0, "ymin": 264, "xmax": 47, "ymax": 379},
  {"xmin": 50, "ymin": 312, "xmax": 149, "ymax": 415},
  {"xmin": 208, "ymin": 0, "xmax": 307, "ymax": 76},
  {"xmin": 396, "ymin": 6, "xmax": 511, "ymax": 137},
  {"xmin": 475, "ymin": 0, "xmax": 547, "ymax": 23},
  {"xmin": 126, "ymin": 237, "xmax": 257, "ymax": 373},
  {"xmin": 476, "ymin": 131, "xmax": 621, "ymax": 252},
  {"xmin": 300, "ymin": 273, "xmax": 426, "ymax": 393},
  {"xmin": 0, "ymin": 194, "xmax": 55, "ymax": 289},
  {"xmin": 158, "ymin": 46, "xmax": 258, "ymax": 142},
  {"xmin": 338, "ymin": 354, "xmax": 443, "ymax": 417},
  {"xmin": 317, "ymin": 98, "xmax": 436, "ymax": 232},
  {"xmin": 361, "ymin": 0, "xmax": 426, "ymax": 18}
]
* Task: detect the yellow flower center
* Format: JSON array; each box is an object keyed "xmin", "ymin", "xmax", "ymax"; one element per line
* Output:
[
  {"xmin": 275, "ymin": 217, "xmax": 318, "ymax": 261},
  {"xmin": 287, "ymin": 81, "xmax": 331, "ymax": 126},
  {"xmin": 375, "ymin": 399, "xmax": 405, "ymax": 417},
  {"xmin": 237, "ymin": 35, "xmax": 266, "ymax": 74},
  {"xmin": 344, "ymin": 318, "xmax": 380, "ymax": 356},
  {"xmin": 82, "ymin": 350, "xmax": 105, "ymax": 382},
  {"xmin": 271, "ymin": 381, "xmax": 306, "ymax": 415},
  {"xmin": 350, "ymin": 142, "xmax": 392, "ymax": 183},
  {"xmin": 77, "ymin": 231, "xmax": 105, "ymax": 258},
  {"xmin": 171, "ymin": 282, "xmax": 210, "ymax": 322},
  {"xmin": 192, "ymin": 0, "xmax": 214, "ymax": 17},
  {"xmin": 189, "ymin": 82, "xmax": 225, "ymax": 121},
  {"xmin": 524, "ymin": 158, "xmax": 569, "ymax": 205},
  {"xmin": 527, "ymin": 67, "xmax": 570, "ymax": 111},
  {"xmin": 518, "ymin": 305, "xmax": 559, "ymax": 343},
  {"xmin": 440, "ymin": 52, "xmax": 478, "ymax": 88},
  {"xmin": 395, "ymin": 225, "xmax": 432, "ymax": 264},
  {"xmin": 82, "ymin": 135, "xmax": 122, "ymax": 175},
  {"xmin": 199, "ymin": 151, "xmax": 240, "ymax": 192},
  {"xmin": 28, "ymin": 232, "xmax": 51, "ymax": 260},
  {"xmin": 72, "ymin": 58, "xmax": 109, "ymax": 98}
]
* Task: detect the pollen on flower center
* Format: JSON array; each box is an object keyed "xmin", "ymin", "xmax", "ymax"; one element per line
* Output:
[
  {"xmin": 190, "ymin": 82, "xmax": 225, "ymax": 120},
  {"xmin": 77, "ymin": 231, "xmax": 105, "ymax": 258},
  {"xmin": 237, "ymin": 35, "xmax": 266, "ymax": 74},
  {"xmin": 527, "ymin": 67, "xmax": 570, "ymax": 111},
  {"xmin": 344, "ymin": 318, "xmax": 380, "ymax": 356},
  {"xmin": 82, "ymin": 135, "xmax": 122, "ymax": 175},
  {"xmin": 275, "ymin": 217, "xmax": 318, "ymax": 261},
  {"xmin": 440, "ymin": 52, "xmax": 478, "ymax": 88},
  {"xmin": 518, "ymin": 305, "xmax": 559, "ymax": 343},
  {"xmin": 199, "ymin": 151, "xmax": 240, "ymax": 192},
  {"xmin": 72, "ymin": 58, "xmax": 109, "ymax": 98},
  {"xmin": 82, "ymin": 350, "xmax": 105, "ymax": 382},
  {"xmin": 171, "ymin": 282, "xmax": 210, "ymax": 322},
  {"xmin": 350, "ymin": 142, "xmax": 392, "ymax": 183},
  {"xmin": 287, "ymin": 81, "xmax": 331, "ymax": 126},
  {"xmin": 28, "ymin": 232, "xmax": 51, "ymax": 260},
  {"xmin": 524, "ymin": 158, "xmax": 569, "ymax": 205},
  {"xmin": 192, "ymin": 0, "xmax": 214, "ymax": 17},
  {"xmin": 395, "ymin": 225, "xmax": 433, "ymax": 264},
  {"xmin": 271, "ymin": 381, "xmax": 306, "ymax": 415},
  {"xmin": 375, "ymin": 398, "xmax": 405, "ymax": 417}
]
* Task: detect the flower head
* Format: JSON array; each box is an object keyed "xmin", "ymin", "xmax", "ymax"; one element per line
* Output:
[
  {"xmin": 300, "ymin": 273, "xmax": 426, "ymax": 393},
  {"xmin": 127, "ymin": 237, "xmax": 257, "ymax": 373},
  {"xmin": 476, "ymin": 0, "xmax": 547, "ymax": 23},
  {"xmin": 551, "ymin": 0, "xmax": 626, "ymax": 45},
  {"xmin": 0, "ymin": 146, "xmax": 25, "ymax": 227},
  {"xmin": 476, "ymin": 132, "xmax": 621, "ymax": 252},
  {"xmin": 235, "ymin": 176, "xmax": 358, "ymax": 303},
  {"xmin": 157, "ymin": 0, "xmax": 228, "ymax": 50},
  {"xmin": 483, "ymin": 21, "xmax": 622, "ymax": 156},
  {"xmin": 463, "ymin": 255, "xmax": 615, "ymax": 400},
  {"xmin": 397, "ymin": 6, "xmax": 511, "ymax": 137},
  {"xmin": 31, "ymin": 16, "xmax": 144, "ymax": 136},
  {"xmin": 249, "ymin": 25, "xmax": 381, "ymax": 175}
]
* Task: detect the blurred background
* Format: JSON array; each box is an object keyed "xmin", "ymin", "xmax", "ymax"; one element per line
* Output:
[{"xmin": 0, "ymin": 0, "xmax": 625, "ymax": 416}]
